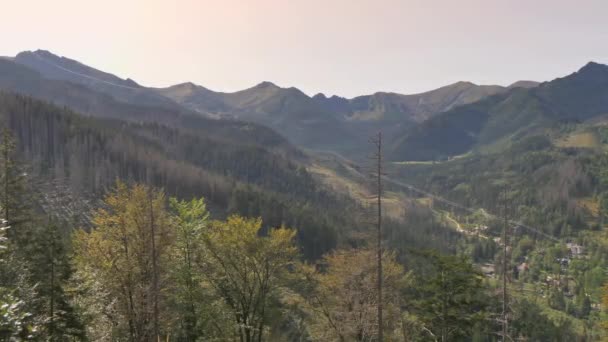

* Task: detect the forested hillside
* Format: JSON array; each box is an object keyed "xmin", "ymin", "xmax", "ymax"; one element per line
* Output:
[
  {"xmin": 387, "ymin": 124, "xmax": 608, "ymax": 340},
  {"xmin": 390, "ymin": 62, "xmax": 608, "ymax": 161},
  {"xmin": 0, "ymin": 90, "xmax": 493, "ymax": 341},
  {"xmin": 0, "ymin": 92, "xmax": 349, "ymax": 258},
  {"xmin": 0, "ymin": 90, "xmax": 467, "ymax": 256},
  {"xmin": 1, "ymin": 90, "xmax": 604, "ymax": 340}
]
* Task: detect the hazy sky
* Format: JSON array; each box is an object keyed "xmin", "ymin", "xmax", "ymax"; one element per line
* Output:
[{"xmin": 2, "ymin": 0, "xmax": 607, "ymax": 97}]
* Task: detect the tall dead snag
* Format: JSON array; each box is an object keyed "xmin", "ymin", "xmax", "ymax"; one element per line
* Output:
[{"xmin": 370, "ymin": 132, "xmax": 384, "ymax": 341}]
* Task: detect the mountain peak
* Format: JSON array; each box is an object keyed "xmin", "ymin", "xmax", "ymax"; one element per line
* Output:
[
  {"xmin": 508, "ymin": 80, "xmax": 539, "ymax": 89},
  {"xmin": 569, "ymin": 61, "xmax": 608, "ymax": 84},
  {"xmin": 15, "ymin": 49, "xmax": 144, "ymax": 90},
  {"xmin": 578, "ymin": 61, "xmax": 608, "ymax": 73},
  {"xmin": 173, "ymin": 81, "xmax": 200, "ymax": 89},
  {"xmin": 22, "ymin": 49, "xmax": 70, "ymax": 64},
  {"xmin": 161, "ymin": 82, "xmax": 215, "ymax": 99},
  {"xmin": 254, "ymin": 81, "xmax": 279, "ymax": 89},
  {"xmin": 452, "ymin": 80, "xmax": 477, "ymax": 87},
  {"xmin": 33, "ymin": 49, "xmax": 58, "ymax": 57}
]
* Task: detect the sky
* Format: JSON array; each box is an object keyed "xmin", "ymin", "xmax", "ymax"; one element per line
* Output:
[{"xmin": 2, "ymin": 0, "xmax": 608, "ymax": 98}]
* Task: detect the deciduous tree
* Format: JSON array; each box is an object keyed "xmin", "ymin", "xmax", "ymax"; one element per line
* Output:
[
  {"xmin": 299, "ymin": 248, "xmax": 409, "ymax": 341},
  {"xmin": 198, "ymin": 215, "xmax": 298, "ymax": 342},
  {"xmin": 73, "ymin": 182, "xmax": 173, "ymax": 341}
]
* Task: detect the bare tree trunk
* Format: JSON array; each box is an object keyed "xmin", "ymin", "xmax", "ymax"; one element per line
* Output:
[
  {"xmin": 50, "ymin": 226, "xmax": 55, "ymax": 341},
  {"xmin": 371, "ymin": 132, "xmax": 384, "ymax": 341},
  {"xmin": 149, "ymin": 190, "xmax": 160, "ymax": 341},
  {"xmin": 119, "ymin": 217, "xmax": 137, "ymax": 342},
  {"xmin": 3, "ymin": 133, "xmax": 9, "ymax": 223},
  {"xmin": 183, "ymin": 233, "xmax": 197, "ymax": 341}
]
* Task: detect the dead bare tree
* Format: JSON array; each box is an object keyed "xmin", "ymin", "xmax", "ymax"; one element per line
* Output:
[{"xmin": 369, "ymin": 132, "xmax": 384, "ymax": 342}]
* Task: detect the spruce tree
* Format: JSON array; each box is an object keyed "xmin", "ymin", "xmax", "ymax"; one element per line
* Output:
[{"xmin": 26, "ymin": 221, "xmax": 86, "ymax": 340}]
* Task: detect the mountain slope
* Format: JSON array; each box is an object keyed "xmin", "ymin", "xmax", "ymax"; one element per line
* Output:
[
  {"xmin": 0, "ymin": 91, "xmax": 357, "ymax": 259},
  {"xmin": 509, "ymin": 80, "xmax": 541, "ymax": 89},
  {"xmin": 158, "ymin": 81, "xmax": 357, "ymax": 150},
  {"xmin": 159, "ymin": 79, "xmax": 520, "ymax": 155},
  {"xmin": 345, "ymin": 81, "xmax": 506, "ymax": 123},
  {"xmin": 158, "ymin": 82, "xmax": 231, "ymax": 115},
  {"xmin": 15, "ymin": 50, "xmax": 178, "ymax": 109},
  {"xmin": 11, "ymin": 51, "xmax": 351, "ymax": 150},
  {"xmin": 0, "ymin": 57, "xmax": 295, "ymax": 154},
  {"xmin": 390, "ymin": 62, "xmax": 608, "ymax": 161},
  {"xmin": 16, "ymin": 50, "xmax": 140, "ymax": 88}
]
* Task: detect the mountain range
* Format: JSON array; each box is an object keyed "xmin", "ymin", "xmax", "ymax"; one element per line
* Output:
[
  {"xmin": 4, "ymin": 49, "xmax": 608, "ymax": 167},
  {"xmin": 390, "ymin": 62, "xmax": 608, "ymax": 161},
  {"xmin": 3, "ymin": 50, "xmax": 540, "ymax": 157}
]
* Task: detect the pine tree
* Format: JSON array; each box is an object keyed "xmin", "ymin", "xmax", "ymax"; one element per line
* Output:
[
  {"xmin": 410, "ymin": 251, "xmax": 488, "ymax": 341},
  {"xmin": 26, "ymin": 221, "xmax": 86, "ymax": 340},
  {"xmin": 0, "ymin": 218, "xmax": 40, "ymax": 340}
]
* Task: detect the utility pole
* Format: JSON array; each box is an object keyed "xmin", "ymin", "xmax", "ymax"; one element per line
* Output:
[
  {"xmin": 501, "ymin": 187, "xmax": 510, "ymax": 341},
  {"xmin": 370, "ymin": 132, "xmax": 384, "ymax": 341}
]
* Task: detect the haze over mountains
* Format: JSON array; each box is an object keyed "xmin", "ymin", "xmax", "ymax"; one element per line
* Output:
[
  {"xmin": 2, "ymin": 50, "xmax": 543, "ymax": 157},
  {"xmin": 6, "ymin": 49, "xmax": 608, "ymax": 168}
]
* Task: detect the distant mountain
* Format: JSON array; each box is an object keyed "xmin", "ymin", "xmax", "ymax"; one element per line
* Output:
[
  {"xmin": 162, "ymin": 78, "xmax": 516, "ymax": 125},
  {"xmin": 7, "ymin": 49, "xmax": 541, "ymax": 157},
  {"xmin": 344, "ymin": 81, "xmax": 507, "ymax": 123},
  {"xmin": 389, "ymin": 62, "xmax": 608, "ymax": 161},
  {"xmin": 159, "ymin": 79, "xmax": 524, "ymax": 155},
  {"xmin": 0, "ymin": 57, "xmax": 294, "ymax": 154},
  {"xmin": 14, "ymin": 50, "xmax": 178, "ymax": 109},
  {"xmin": 16, "ymin": 50, "xmax": 140, "ymax": 87},
  {"xmin": 508, "ymin": 80, "xmax": 540, "ymax": 89},
  {"xmin": 157, "ymin": 82, "xmax": 231, "ymax": 115},
  {"xmin": 160, "ymin": 81, "xmax": 326, "ymax": 122},
  {"xmin": 157, "ymin": 81, "xmax": 355, "ymax": 150},
  {"xmin": 6, "ymin": 51, "xmax": 351, "ymax": 150}
]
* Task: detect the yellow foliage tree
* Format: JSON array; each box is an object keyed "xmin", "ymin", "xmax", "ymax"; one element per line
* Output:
[
  {"xmin": 299, "ymin": 248, "xmax": 409, "ymax": 341},
  {"xmin": 198, "ymin": 215, "xmax": 298, "ymax": 342},
  {"xmin": 72, "ymin": 182, "xmax": 173, "ymax": 341}
]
